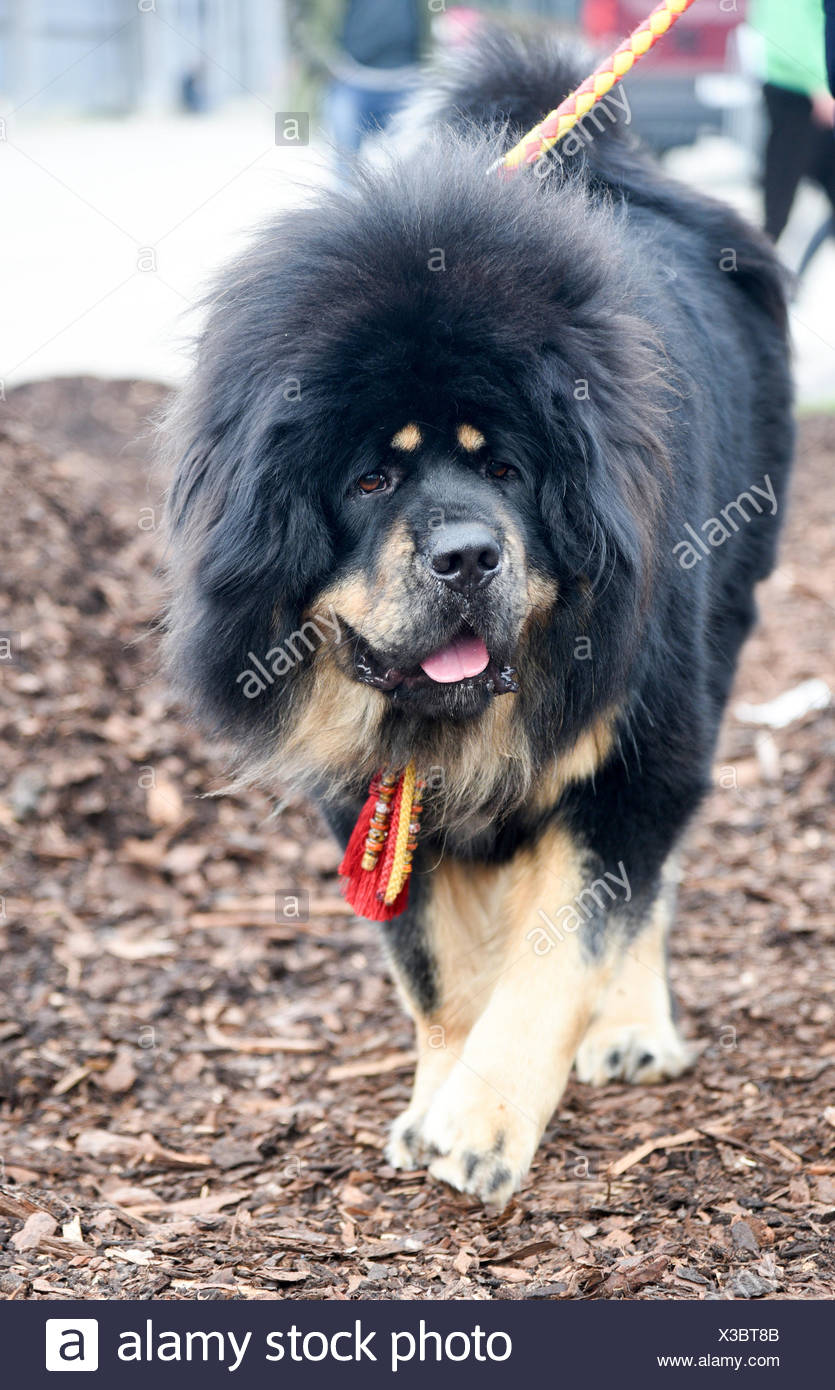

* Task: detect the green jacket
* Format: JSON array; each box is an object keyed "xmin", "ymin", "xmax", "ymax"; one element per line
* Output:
[{"xmin": 750, "ymin": 0, "xmax": 828, "ymax": 96}]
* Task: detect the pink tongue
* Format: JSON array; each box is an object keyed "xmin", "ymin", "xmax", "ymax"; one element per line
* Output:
[{"xmin": 420, "ymin": 634, "xmax": 490, "ymax": 684}]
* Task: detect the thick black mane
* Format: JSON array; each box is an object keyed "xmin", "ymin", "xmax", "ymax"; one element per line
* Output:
[{"xmin": 164, "ymin": 26, "xmax": 793, "ymax": 885}]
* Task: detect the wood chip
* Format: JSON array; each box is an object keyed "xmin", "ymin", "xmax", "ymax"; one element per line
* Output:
[
  {"xmin": 52, "ymin": 1064, "xmax": 96, "ymax": 1096},
  {"xmin": 105, "ymin": 936, "xmax": 175, "ymax": 961},
  {"xmin": 608, "ymin": 1128, "xmax": 702, "ymax": 1178},
  {"xmin": 62, "ymin": 1214, "xmax": 84, "ymax": 1244},
  {"xmin": 75, "ymin": 1129, "xmax": 210, "ymax": 1167},
  {"xmin": 486, "ymin": 1265, "xmax": 529, "ymax": 1282},
  {"xmin": 123, "ymin": 1189, "xmax": 248, "ymax": 1218},
  {"xmin": 96, "ymin": 1047, "xmax": 138, "ymax": 1094},
  {"xmin": 11, "ymin": 1210, "xmax": 58, "ymax": 1251},
  {"xmin": 485, "ymin": 1239, "xmax": 555, "ymax": 1265},
  {"xmin": 205, "ymin": 1023, "xmax": 323, "ymax": 1054},
  {"xmin": 104, "ymin": 1246, "xmax": 154, "ymax": 1266},
  {"xmin": 603, "ymin": 1255, "xmax": 668, "ymax": 1296},
  {"xmin": 146, "ymin": 774, "xmax": 185, "ymax": 826},
  {"xmin": 328, "ymin": 1050, "xmax": 415, "ymax": 1081},
  {"xmin": 769, "ymin": 1139, "xmax": 804, "ymax": 1167}
]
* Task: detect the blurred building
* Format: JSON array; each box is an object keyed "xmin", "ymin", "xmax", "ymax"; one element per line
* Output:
[
  {"xmin": 0, "ymin": 0, "xmax": 288, "ymax": 112},
  {"xmin": 0, "ymin": 1, "xmax": 587, "ymax": 115}
]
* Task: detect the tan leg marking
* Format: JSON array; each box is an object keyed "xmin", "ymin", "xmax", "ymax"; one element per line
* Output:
[
  {"xmin": 386, "ymin": 1019, "xmax": 466, "ymax": 1170},
  {"xmin": 575, "ymin": 863, "xmax": 694, "ymax": 1085},
  {"xmin": 386, "ymin": 860, "xmax": 507, "ymax": 1169},
  {"xmin": 397, "ymin": 827, "xmax": 618, "ymax": 1206}
]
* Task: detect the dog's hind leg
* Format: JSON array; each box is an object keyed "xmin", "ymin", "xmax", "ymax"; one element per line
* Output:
[{"xmin": 575, "ymin": 856, "xmax": 694, "ymax": 1086}]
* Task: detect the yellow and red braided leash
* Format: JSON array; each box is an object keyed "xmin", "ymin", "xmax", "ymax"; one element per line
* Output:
[
  {"xmin": 340, "ymin": 0, "xmax": 699, "ymax": 920},
  {"xmin": 501, "ymin": 0, "xmax": 699, "ymax": 170}
]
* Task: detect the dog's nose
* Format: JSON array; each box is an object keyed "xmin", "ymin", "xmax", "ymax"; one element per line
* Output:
[{"xmin": 427, "ymin": 522, "xmax": 501, "ymax": 595}]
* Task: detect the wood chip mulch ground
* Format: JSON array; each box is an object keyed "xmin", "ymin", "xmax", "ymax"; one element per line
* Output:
[{"xmin": 0, "ymin": 378, "xmax": 833, "ymax": 1302}]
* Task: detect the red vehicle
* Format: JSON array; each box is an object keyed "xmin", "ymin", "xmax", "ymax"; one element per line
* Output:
[{"xmin": 580, "ymin": 0, "xmax": 748, "ymax": 152}]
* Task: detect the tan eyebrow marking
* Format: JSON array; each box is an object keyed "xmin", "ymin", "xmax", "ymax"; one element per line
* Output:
[
  {"xmin": 457, "ymin": 423, "xmax": 486, "ymax": 452},
  {"xmin": 390, "ymin": 423, "xmax": 422, "ymax": 451}
]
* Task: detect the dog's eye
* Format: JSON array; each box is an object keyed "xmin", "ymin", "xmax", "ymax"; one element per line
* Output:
[
  {"xmin": 486, "ymin": 461, "xmax": 518, "ymax": 481},
  {"xmin": 357, "ymin": 471, "xmax": 388, "ymax": 495}
]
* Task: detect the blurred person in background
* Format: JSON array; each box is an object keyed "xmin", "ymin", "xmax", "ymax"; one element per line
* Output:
[
  {"xmin": 181, "ymin": 63, "xmax": 209, "ymax": 114},
  {"xmin": 751, "ymin": 0, "xmax": 835, "ymax": 242},
  {"xmin": 319, "ymin": 0, "xmax": 429, "ymax": 155}
]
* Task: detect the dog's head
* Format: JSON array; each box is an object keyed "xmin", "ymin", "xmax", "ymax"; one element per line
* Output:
[
  {"xmin": 164, "ymin": 138, "xmax": 669, "ymax": 801},
  {"xmin": 310, "ymin": 410, "xmax": 551, "ymax": 721}
]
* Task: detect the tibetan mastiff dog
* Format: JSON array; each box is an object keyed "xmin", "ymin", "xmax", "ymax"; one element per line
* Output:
[{"xmin": 164, "ymin": 30, "xmax": 793, "ymax": 1207}]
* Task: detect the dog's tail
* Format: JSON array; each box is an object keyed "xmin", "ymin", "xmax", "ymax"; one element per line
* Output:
[
  {"xmin": 396, "ymin": 23, "xmax": 789, "ymax": 333},
  {"xmin": 396, "ymin": 24, "xmax": 609, "ymax": 156},
  {"xmin": 394, "ymin": 22, "xmax": 789, "ymax": 335}
]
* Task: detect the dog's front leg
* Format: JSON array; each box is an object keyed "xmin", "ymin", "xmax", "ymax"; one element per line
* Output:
[
  {"xmin": 383, "ymin": 854, "xmax": 512, "ymax": 1171},
  {"xmin": 416, "ymin": 824, "xmax": 618, "ymax": 1206}
]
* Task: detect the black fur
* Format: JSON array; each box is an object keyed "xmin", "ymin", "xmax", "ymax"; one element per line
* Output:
[{"xmin": 165, "ymin": 30, "xmax": 793, "ymax": 994}]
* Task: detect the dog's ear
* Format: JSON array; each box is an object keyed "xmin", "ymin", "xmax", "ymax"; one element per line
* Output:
[
  {"xmin": 531, "ymin": 325, "xmax": 670, "ymax": 723},
  {"xmin": 169, "ymin": 425, "xmax": 330, "ymax": 603},
  {"xmin": 535, "ymin": 421, "xmax": 647, "ymax": 588},
  {"xmin": 164, "ymin": 414, "xmax": 333, "ymax": 730},
  {"xmin": 534, "ymin": 312, "xmax": 669, "ymax": 589}
]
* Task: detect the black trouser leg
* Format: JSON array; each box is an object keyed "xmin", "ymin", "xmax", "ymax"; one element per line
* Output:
[{"xmin": 763, "ymin": 83, "xmax": 815, "ymax": 241}]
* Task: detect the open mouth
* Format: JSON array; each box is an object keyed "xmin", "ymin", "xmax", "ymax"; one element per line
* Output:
[{"xmin": 352, "ymin": 626, "xmax": 519, "ymax": 697}]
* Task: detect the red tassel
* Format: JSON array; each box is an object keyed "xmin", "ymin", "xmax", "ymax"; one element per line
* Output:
[
  {"xmin": 339, "ymin": 772, "xmax": 411, "ymax": 922},
  {"xmin": 338, "ymin": 775, "xmax": 380, "ymax": 881}
]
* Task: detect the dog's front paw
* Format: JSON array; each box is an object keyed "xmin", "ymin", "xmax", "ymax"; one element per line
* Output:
[
  {"xmin": 575, "ymin": 1020, "xmax": 694, "ymax": 1086},
  {"xmin": 418, "ymin": 1068, "xmax": 540, "ymax": 1207}
]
